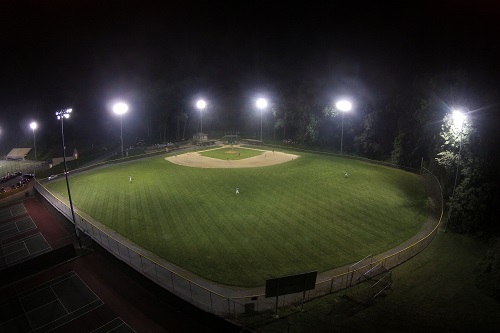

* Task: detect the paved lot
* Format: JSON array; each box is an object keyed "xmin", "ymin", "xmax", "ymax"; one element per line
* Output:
[
  {"xmin": 1, "ymin": 269, "xmax": 135, "ymax": 333},
  {"xmin": 1, "ymin": 233, "xmax": 51, "ymax": 267},
  {"xmin": 0, "ymin": 189, "xmax": 244, "ymax": 332}
]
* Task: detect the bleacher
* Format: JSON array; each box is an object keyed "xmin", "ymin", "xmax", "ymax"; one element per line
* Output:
[{"xmin": 6, "ymin": 148, "xmax": 31, "ymax": 160}]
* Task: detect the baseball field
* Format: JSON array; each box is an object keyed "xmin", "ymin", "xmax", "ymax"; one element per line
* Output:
[{"xmin": 44, "ymin": 146, "xmax": 429, "ymax": 287}]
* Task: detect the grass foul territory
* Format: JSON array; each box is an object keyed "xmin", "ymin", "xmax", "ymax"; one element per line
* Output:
[{"xmin": 45, "ymin": 150, "xmax": 429, "ymax": 287}]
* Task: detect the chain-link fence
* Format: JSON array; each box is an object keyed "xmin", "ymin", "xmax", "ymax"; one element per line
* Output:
[
  {"xmin": 33, "ymin": 163, "xmax": 443, "ymax": 322},
  {"xmin": 229, "ymin": 165, "xmax": 443, "ymax": 318}
]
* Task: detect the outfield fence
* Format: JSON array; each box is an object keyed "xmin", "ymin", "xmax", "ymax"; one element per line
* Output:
[
  {"xmin": 0, "ymin": 160, "xmax": 45, "ymax": 177},
  {"xmin": 34, "ymin": 163, "xmax": 443, "ymax": 321}
]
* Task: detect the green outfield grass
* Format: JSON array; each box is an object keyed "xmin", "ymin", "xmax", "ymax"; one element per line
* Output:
[
  {"xmin": 249, "ymin": 233, "xmax": 500, "ymax": 332},
  {"xmin": 44, "ymin": 149, "xmax": 429, "ymax": 287}
]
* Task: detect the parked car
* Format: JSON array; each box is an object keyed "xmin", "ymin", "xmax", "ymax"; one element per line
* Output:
[
  {"xmin": 1, "ymin": 173, "xmax": 16, "ymax": 183},
  {"xmin": 48, "ymin": 175, "xmax": 59, "ymax": 180}
]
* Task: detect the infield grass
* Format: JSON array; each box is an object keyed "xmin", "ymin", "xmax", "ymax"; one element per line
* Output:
[
  {"xmin": 44, "ymin": 149, "xmax": 429, "ymax": 287},
  {"xmin": 199, "ymin": 146, "xmax": 263, "ymax": 160}
]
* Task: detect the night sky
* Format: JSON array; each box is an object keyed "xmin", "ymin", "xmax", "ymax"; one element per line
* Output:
[{"xmin": 1, "ymin": 0, "xmax": 499, "ymax": 151}]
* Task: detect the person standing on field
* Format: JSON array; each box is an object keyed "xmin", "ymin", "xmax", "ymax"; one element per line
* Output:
[
  {"xmin": 129, "ymin": 175, "xmax": 132, "ymax": 183},
  {"xmin": 236, "ymin": 186, "xmax": 239, "ymax": 194}
]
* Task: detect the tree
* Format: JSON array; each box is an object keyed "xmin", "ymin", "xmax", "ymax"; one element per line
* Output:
[
  {"xmin": 273, "ymin": 117, "xmax": 285, "ymax": 141},
  {"xmin": 425, "ymin": 69, "xmax": 500, "ymax": 232},
  {"xmin": 285, "ymin": 83, "xmax": 324, "ymax": 145},
  {"xmin": 176, "ymin": 112, "xmax": 189, "ymax": 141},
  {"xmin": 391, "ymin": 97, "xmax": 442, "ymax": 168},
  {"xmin": 141, "ymin": 80, "xmax": 176, "ymax": 143},
  {"xmin": 354, "ymin": 101, "xmax": 400, "ymax": 160},
  {"xmin": 437, "ymin": 109, "xmax": 500, "ymax": 233}
]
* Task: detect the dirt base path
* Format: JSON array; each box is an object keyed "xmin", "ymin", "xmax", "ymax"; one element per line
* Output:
[{"xmin": 166, "ymin": 145, "xmax": 299, "ymax": 168}]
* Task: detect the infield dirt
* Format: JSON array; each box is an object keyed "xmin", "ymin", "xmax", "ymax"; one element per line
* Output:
[{"xmin": 165, "ymin": 145, "xmax": 299, "ymax": 168}]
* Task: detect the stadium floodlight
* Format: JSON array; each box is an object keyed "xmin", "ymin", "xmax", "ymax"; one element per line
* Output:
[
  {"xmin": 452, "ymin": 109, "xmax": 466, "ymax": 130},
  {"xmin": 335, "ymin": 100, "xmax": 352, "ymax": 155},
  {"xmin": 55, "ymin": 108, "xmax": 72, "ymax": 119},
  {"xmin": 196, "ymin": 99, "xmax": 207, "ymax": 133},
  {"xmin": 444, "ymin": 109, "xmax": 467, "ymax": 232},
  {"xmin": 55, "ymin": 108, "xmax": 80, "ymax": 243},
  {"xmin": 30, "ymin": 121, "xmax": 37, "ymax": 161},
  {"xmin": 256, "ymin": 98, "xmax": 268, "ymax": 142},
  {"xmin": 113, "ymin": 102, "xmax": 129, "ymax": 158}
]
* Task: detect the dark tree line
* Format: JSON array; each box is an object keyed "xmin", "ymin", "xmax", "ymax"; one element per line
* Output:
[
  {"xmin": 4, "ymin": 66, "xmax": 499, "ymax": 298},
  {"xmin": 125, "ymin": 69, "xmax": 499, "ymax": 238},
  {"xmin": 136, "ymin": 68, "xmax": 500, "ymax": 298},
  {"xmin": 6, "ymin": 68, "xmax": 499, "ymax": 240}
]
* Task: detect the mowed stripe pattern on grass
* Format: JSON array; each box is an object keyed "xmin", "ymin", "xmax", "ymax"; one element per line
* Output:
[{"xmin": 46, "ymin": 151, "xmax": 428, "ymax": 287}]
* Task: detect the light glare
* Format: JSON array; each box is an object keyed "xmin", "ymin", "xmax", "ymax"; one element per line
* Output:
[
  {"xmin": 336, "ymin": 100, "xmax": 352, "ymax": 112},
  {"xmin": 452, "ymin": 110, "xmax": 466, "ymax": 128},
  {"xmin": 113, "ymin": 102, "xmax": 129, "ymax": 115},
  {"xmin": 256, "ymin": 98, "xmax": 267, "ymax": 110},
  {"xmin": 56, "ymin": 108, "xmax": 72, "ymax": 120},
  {"xmin": 30, "ymin": 122, "xmax": 37, "ymax": 130},
  {"xmin": 196, "ymin": 99, "xmax": 206, "ymax": 110}
]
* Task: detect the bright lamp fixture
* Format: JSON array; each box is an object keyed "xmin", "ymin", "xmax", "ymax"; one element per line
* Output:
[
  {"xmin": 113, "ymin": 102, "xmax": 128, "ymax": 115},
  {"xmin": 56, "ymin": 108, "xmax": 72, "ymax": 119},
  {"xmin": 336, "ymin": 100, "xmax": 352, "ymax": 112},
  {"xmin": 196, "ymin": 99, "xmax": 206, "ymax": 110},
  {"xmin": 256, "ymin": 98, "xmax": 267, "ymax": 110},
  {"xmin": 452, "ymin": 110, "xmax": 466, "ymax": 128}
]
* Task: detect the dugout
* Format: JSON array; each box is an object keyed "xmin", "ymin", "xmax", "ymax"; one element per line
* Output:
[
  {"xmin": 193, "ymin": 132, "xmax": 216, "ymax": 146},
  {"xmin": 193, "ymin": 132, "xmax": 208, "ymax": 143},
  {"xmin": 222, "ymin": 134, "xmax": 240, "ymax": 144},
  {"xmin": 241, "ymin": 139, "xmax": 263, "ymax": 146}
]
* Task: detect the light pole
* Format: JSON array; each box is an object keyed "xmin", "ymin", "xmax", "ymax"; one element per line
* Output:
[
  {"xmin": 55, "ymin": 108, "xmax": 79, "ymax": 242},
  {"xmin": 256, "ymin": 98, "xmax": 268, "ymax": 142},
  {"xmin": 113, "ymin": 102, "xmax": 128, "ymax": 158},
  {"xmin": 30, "ymin": 121, "xmax": 37, "ymax": 161},
  {"xmin": 335, "ymin": 100, "xmax": 352, "ymax": 155},
  {"xmin": 196, "ymin": 99, "xmax": 206, "ymax": 133},
  {"xmin": 444, "ymin": 109, "xmax": 466, "ymax": 232}
]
